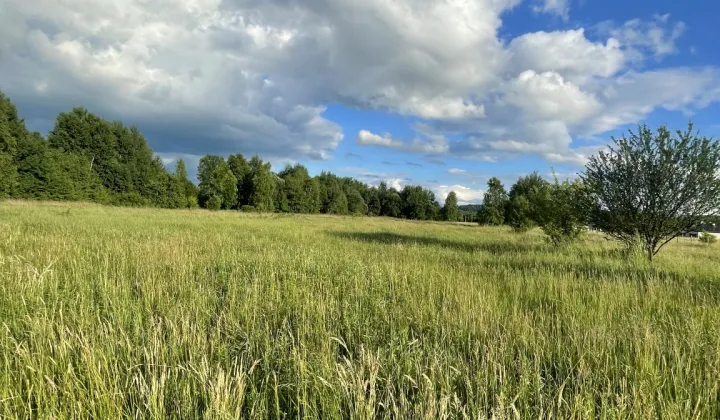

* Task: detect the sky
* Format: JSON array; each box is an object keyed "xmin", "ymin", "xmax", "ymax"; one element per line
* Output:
[{"xmin": 2, "ymin": 0, "xmax": 720, "ymax": 205}]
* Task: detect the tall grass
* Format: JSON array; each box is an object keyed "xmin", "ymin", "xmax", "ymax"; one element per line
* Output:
[{"xmin": 1, "ymin": 200, "xmax": 719, "ymax": 418}]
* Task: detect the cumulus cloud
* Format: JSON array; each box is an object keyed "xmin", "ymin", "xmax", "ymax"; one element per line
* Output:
[
  {"xmin": 507, "ymin": 29, "xmax": 625, "ymax": 83},
  {"xmin": 0, "ymin": 0, "xmax": 717, "ymax": 166},
  {"xmin": 498, "ymin": 70, "xmax": 601, "ymax": 124}
]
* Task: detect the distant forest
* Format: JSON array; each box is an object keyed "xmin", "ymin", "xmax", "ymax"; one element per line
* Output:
[{"xmin": 0, "ymin": 91, "xmax": 463, "ymax": 221}]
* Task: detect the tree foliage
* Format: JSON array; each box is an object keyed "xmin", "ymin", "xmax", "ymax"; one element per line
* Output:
[
  {"xmin": 1, "ymin": 91, "xmax": 26, "ymax": 197},
  {"xmin": 536, "ymin": 176, "xmax": 590, "ymax": 246},
  {"xmin": 400, "ymin": 186, "xmax": 440, "ymax": 220},
  {"xmin": 582, "ymin": 123, "xmax": 720, "ymax": 261},
  {"xmin": 197, "ymin": 155, "xmax": 226, "ymax": 209},
  {"xmin": 278, "ymin": 164, "xmax": 319, "ymax": 213},
  {"xmin": 347, "ymin": 189, "xmax": 368, "ymax": 215},
  {"xmin": 699, "ymin": 231, "xmax": 717, "ymax": 245},
  {"xmin": 442, "ymin": 191, "xmax": 459, "ymax": 222},
  {"xmin": 378, "ymin": 183, "xmax": 402, "ymax": 218},
  {"xmin": 174, "ymin": 160, "xmax": 199, "ymax": 208},
  {"xmin": 505, "ymin": 172, "xmax": 549, "ymax": 232},
  {"xmin": 227, "ymin": 153, "xmax": 252, "ymax": 208},
  {"xmin": 248, "ymin": 156, "xmax": 275, "ymax": 212},
  {"xmin": 0, "ymin": 153, "xmax": 17, "ymax": 198},
  {"xmin": 477, "ymin": 178, "xmax": 507, "ymax": 226}
]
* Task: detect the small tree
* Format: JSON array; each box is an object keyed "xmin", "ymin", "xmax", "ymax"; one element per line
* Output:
[
  {"xmin": 537, "ymin": 176, "xmax": 590, "ymax": 246},
  {"xmin": 442, "ymin": 191, "xmax": 459, "ymax": 221},
  {"xmin": 699, "ymin": 231, "xmax": 717, "ymax": 245},
  {"xmin": 477, "ymin": 177, "xmax": 507, "ymax": 225},
  {"xmin": 582, "ymin": 123, "xmax": 720, "ymax": 261},
  {"xmin": 505, "ymin": 172, "xmax": 548, "ymax": 232},
  {"xmin": 206, "ymin": 195, "xmax": 222, "ymax": 211}
]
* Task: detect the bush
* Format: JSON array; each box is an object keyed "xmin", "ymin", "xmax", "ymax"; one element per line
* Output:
[
  {"xmin": 187, "ymin": 195, "xmax": 199, "ymax": 209},
  {"xmin": 542, "ymin": 222, "xmax": 583, "ymax": 247},
  {"xmin": 506, "ymin": 195, "xmax": 533, "ymax": 233},
  {"xmin": 699, "ymin": 231, "xmax": 717, "ymax": 244},
  {"xmin": 111, "ymin": 192, "xmax": 151, "ymax": 207},
  {"xmin": 538, "ymin": 177, "xmax": 590, "ymax": 247},
  {"xmin": 206, "ymin": 195, "xmax": 222, "ymax": 211},
  {"xmin": 241, "ymin": 205, "xmax": 256, "ymax": 213}
]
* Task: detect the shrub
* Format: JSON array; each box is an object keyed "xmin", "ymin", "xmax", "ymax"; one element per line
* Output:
[
  {"xmin": 538, "ymin": 177, "xmax": 590, "ymax": 247},
  {"xmin": 111, "ymin": 192, "xmax": 151, "ymax": 207},
  {"xmin": 699, "ymin": 231, "xmax": 717, "ymax": 244},
  {"xmin": 206, "ymin": 195, "xmax": 222, "ymax": 211}
]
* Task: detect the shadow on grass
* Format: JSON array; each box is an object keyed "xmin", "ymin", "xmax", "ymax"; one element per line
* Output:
[
  {"xmin": 330, "ymin": 231, "xmax": 547, "ymax": 255},
  {"xmin": 330, "ymin": 230, "xmax": 720, "ymax": 304}
]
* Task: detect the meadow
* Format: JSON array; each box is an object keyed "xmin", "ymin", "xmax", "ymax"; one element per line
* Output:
[{"xmin": 1, "ymin": 200, "xmax": 719, "ymax": 418}]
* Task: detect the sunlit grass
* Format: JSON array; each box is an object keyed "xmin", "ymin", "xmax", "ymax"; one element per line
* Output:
[{"xmin": 1, "ymin": 200, "xmax": 719, "ymax": 418}]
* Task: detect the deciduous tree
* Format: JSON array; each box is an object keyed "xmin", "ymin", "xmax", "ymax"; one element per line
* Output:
[
  {"xmin": 442, "ymin": 191, "xmax": 459, "ymax": 222},
  {"xmin": 505, "ymin": 172, "xmax": 548, "ymax": 232},
  {"xmin": 477, "ymin": 177, "xmax": 507, "ymax": 226},
  {"xmin": 582, "ymin": 123, "xmax": 720, "ymax": 261}
]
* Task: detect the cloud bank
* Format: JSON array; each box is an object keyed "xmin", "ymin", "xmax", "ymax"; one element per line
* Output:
[{"xmin": 1, "ymin": 0, "xmax": 718, "ymax": 167}]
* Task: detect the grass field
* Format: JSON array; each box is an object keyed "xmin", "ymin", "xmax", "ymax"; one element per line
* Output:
[{"xmin": 1, "ymin": 200, "xmax": 719, "ymax": 418}]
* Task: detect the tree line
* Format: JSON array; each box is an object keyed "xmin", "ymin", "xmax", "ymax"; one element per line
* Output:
[
  {"xmin": 3, "ymin": 90, "xmax": 719, "ymax": 261},
  {"xmin": 0, "ymin": 91, "xmax": 460, "ymax": 221}
]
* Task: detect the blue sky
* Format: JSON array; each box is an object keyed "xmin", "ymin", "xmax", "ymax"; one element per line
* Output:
[{"xmin": 2, "ymin": 0, "xmax": 720, "ymax": 203}]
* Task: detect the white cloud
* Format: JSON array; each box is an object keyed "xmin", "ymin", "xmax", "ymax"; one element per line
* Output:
[
  {"xmin": 399, "ymin": 97, "xmax": 485, "ymax": 120},
  {"xmin": 356, "ymin": 130, "xmax": 398, "ymax": 148},
  {"xmin": 532, "ymin": 0, "xmax": 571, "ymax": 21},
  {"xmin": 580, "ymin": 67, "xmax": 720, "ymax": 135},
  {"xmin": 596, "ymin": 14, "xmax": 686, "ymax": 60},
  {"xmin": 448, "ymin": 168, "xmax": 467, "ymax": 175},
  {"xmin": 387, "ymin": 178, "xmax": 407, "ymax": 191},
  {"xmin": 0, "ymin": 0, "xmax": 717, "ymax": 167},
  {"xmin": 433, "ymin": 185, "xmax": 485, "ymax": 205},
  {"xmin": 507, "ymin": 29, "xmax": 625, "ymax": 83},
  {"xmin": 356, "ymin": 130, "xmax": 449, "ymax": 154},
  {"xmin": 335, "ymin": 166, "xmax": 412, "ymax": 191},
  {"xmin": 499, "ymin": 70, "xmax": 601, "ymax": 124}
]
